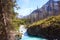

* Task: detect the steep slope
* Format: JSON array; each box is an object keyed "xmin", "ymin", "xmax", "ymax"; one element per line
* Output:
[
  {"xmin": 27, "ymin": 15, "xmax": 60, "ymax": 39},
  {"xmin": 24, "ymin": 0, "xmax": 60, "ymax": 24}
]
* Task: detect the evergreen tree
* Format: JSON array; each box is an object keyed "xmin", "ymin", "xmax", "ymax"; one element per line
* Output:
[{"xmin": 0, "ymin": 0, "xmax": 16, "ymax": 40}]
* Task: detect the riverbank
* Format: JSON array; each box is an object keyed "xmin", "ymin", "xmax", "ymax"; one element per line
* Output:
[
  {"xmin": 27, "ymin": 15, "xmax": 60, "ymax": 39},
  {"xmin": 9, "ymin": 30, "xmax": 22, "ymax": 40}
]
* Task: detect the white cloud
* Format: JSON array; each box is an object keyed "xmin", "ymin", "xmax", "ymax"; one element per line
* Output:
[{"xmin": 15, "ymin": 8, "xmax": 34, "ymax": 16}]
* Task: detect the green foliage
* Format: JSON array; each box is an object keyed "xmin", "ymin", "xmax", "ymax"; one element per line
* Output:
[
  {"xmin": 11, "ymin": 17, "xmax": 20, "ymax": 30},
  {"xmin": 29, "ymin": 15, "xmax": 60, "ymax": 28},
  {"xmin": 19, "ymin": 19, "xmax": 27, "ymax": 24},
  {"xmin": 11, "ymin": 15, "xmax": 28, "ymax": 30},
  {"xmin": 0, "ymin": 0, "xmax": 17, "ymax": 40}
]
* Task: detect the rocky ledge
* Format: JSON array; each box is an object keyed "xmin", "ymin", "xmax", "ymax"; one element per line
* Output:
[{"xmin": 27, "ymin": 16, "xmax": 60, "ymax": 39}]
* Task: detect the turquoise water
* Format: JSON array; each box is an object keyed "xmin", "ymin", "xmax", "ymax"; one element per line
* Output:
[
  {"xmin": 20, "ymin": 32, "xmax": 47, "ymax": 40},
  {"xmin": 20, "ymin": 25, "xmax": 47, "ymax": 40},
  {"xmin": 21, "ymin": 36, "xmax": 46, "ymax": 40}
]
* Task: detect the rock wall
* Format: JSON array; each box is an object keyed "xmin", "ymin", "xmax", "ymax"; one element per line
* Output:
[{"xmin": 27, "ymin": 16, "xmax": 60, "ymax": 39}]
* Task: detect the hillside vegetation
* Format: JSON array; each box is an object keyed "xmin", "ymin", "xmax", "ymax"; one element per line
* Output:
[
  {"xmin": 27, "ymin": 15, "xmax": 60, "ymax": 39},
  {"xmin": 29, "ymin": 15, "xmax": 60, "ymax": 28}
]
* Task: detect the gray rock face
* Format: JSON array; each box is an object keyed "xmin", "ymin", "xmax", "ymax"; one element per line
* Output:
[{"xmin": 27, "ymin": 25, "xmax": 60, "ymax": 39}]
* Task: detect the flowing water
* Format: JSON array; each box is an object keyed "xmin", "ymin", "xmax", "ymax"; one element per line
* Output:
[{"xmin": 19, "ymin": 25, "xmax": 47, "ymax": 40}]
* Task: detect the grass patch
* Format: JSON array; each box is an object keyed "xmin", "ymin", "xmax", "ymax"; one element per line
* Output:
[{"xmin": 29, "ymin": 15, "xmax": 60, "ymax": 28}]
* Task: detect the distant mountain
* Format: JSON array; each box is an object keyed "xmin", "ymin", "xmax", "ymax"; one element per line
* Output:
[{"xmin": 23, "ymin": 0, "xmax": 60, "ymax": 23}]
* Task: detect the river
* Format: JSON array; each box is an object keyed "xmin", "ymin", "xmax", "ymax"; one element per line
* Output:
[{"xmin": 19, "ymin": 25, "xmax": 47, "ymax": 40}]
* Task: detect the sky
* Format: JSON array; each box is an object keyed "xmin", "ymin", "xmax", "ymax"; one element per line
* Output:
[{"xmin": 14, "ymin": 0, "xmax": 49, "ymax": 17}]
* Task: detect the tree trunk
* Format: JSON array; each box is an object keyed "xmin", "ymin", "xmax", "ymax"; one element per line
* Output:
[{"xmin": 0, "ymin": 0, "xmax": 16, "ymax": 40}]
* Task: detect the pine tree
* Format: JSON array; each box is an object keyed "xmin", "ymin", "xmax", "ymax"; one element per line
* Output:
[{"xmin": 0, "ymin": 0, "xmax": 16, "ymax": 40}]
